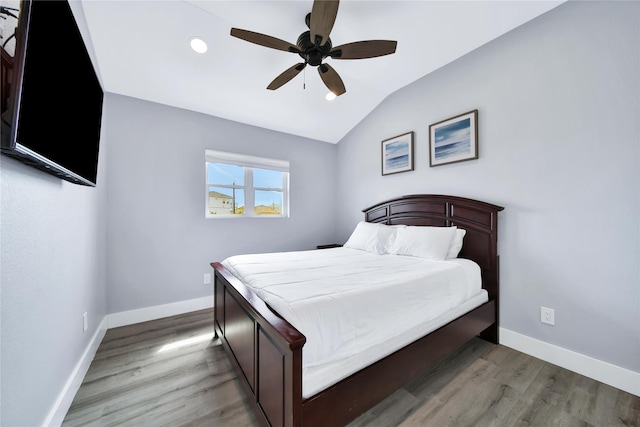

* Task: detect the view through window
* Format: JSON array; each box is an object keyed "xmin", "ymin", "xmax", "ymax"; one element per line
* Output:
[{"xmin": 206, "ymin": 150, "xmax": 289, "ymax": 218}]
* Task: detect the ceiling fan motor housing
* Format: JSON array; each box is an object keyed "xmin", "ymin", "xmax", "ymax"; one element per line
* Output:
[{"xmin": 297, "ymin": 31, "xmax": 332, "ymax": 66}]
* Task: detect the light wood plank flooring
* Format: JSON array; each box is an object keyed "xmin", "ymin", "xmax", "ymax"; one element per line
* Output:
[{"xmin": 62, "ymin": 308, "xmax": 640, "ymax": 427}]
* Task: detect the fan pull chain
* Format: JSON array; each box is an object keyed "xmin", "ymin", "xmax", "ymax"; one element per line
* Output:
[{"xmin": 303, "ymin": 66, "xmax": 306, "ymax": 90}]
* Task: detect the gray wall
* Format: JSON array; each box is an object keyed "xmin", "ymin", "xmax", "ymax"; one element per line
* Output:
[
  {"xmin": 104, "ymin": 94, "xmax": 337, "ymax": 313},
  {"xmin": 0, "ymin": 118, "xmax": 109, "ymax": 426},
  {"xmin": 336, "ymin": 0, "xmax": 639, "ymax": 372}
]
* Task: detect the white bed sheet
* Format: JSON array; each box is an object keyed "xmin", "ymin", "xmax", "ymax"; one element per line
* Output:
[{"xmin": 221, "ymin": 247, "xmax": 488, "ymax": 397}]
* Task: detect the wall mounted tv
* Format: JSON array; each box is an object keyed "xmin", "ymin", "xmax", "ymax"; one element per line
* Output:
[{"xmin": 1, "ymin": 0, "xmax": 104, "ymax": 186}]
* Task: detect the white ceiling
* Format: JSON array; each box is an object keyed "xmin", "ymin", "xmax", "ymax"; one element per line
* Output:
[{"xmin": 79, "ymin": 0, "xmax": 564, "ymax": 144}]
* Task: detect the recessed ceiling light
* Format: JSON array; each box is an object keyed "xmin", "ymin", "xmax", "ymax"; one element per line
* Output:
[
  {"xmin": 325, "ymin": 92, "xmax": 337, "ymax": 101},
  {"xmin": 190, "ymin": 37, "xmax": 208, "ymax": 54}
]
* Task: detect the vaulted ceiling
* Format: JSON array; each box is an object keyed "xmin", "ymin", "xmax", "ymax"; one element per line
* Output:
[{"xmin": 79, "ymin": 0, "xmax": 564, "ymax": 144}]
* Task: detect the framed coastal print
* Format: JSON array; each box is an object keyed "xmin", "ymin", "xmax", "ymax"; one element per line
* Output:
[
  {"xmin": 381, "ymin": 131, "xmax": 414, "ymax": 175},
  {"xmin": 429, "ymin": 110, "xmax": 478, "ymax": 167}
]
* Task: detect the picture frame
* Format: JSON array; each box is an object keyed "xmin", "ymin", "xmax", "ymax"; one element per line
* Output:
[
  {"xmin": 429, "ymin": 110, "xmax": 478, "ymax": 167},
  {"xmin": 381, "ymin": 131, "xmax": 414, "ymax": 175}
]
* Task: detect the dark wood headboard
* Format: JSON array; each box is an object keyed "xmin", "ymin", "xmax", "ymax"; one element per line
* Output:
[{"xmin": 362, "ymin": 194, "xmax": 504, "ymax": 304}]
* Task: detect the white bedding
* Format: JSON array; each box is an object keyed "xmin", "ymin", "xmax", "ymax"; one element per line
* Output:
[{"xmin": 221, "ymin": 247, "xmax": 487, "ymax": 397}]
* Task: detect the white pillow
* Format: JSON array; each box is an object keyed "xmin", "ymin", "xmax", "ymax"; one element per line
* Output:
[
  {"xmin": 446, "ymin": 228, "xmax": 467, "ymax": 259},
  {"xmin": 387, "ymin": 226, "xmax": 458, "ymax": 260},
  {"xmin": 343, "ymin": 221, "xmax": 400, "ymax": 254}
]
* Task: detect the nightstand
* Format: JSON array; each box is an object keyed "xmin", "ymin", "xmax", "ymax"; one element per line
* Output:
[{"xmin": 316, "ymin": 244, "xmax": 342, "ymax": 249}]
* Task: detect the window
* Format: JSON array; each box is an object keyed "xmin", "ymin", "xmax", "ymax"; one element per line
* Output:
[{"xmin": 205, "ymin": 150, "xmax": 289, "ymax": 218}]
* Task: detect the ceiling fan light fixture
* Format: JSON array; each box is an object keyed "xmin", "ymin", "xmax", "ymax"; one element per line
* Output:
[
  {"xmin": 229, "ymin": 0, "xmax": 396, "ymax": 95},
  {"xmin": 190, "ymin": 37, "xmax": 208, "ymax": 54},
  {"xmin": 325, "ymin": 91, "xmax": 337, "ymax": 101}
]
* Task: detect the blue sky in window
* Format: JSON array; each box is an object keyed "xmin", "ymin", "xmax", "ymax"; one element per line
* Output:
[
  {"xmin": 208, "ymin": 163, "xmax": 283, "ymax": 207},
  {"xmin": 208, "ymin": 163, "xmax": 243, "ymax": 186},
  {"xmin": 254, "ymin": 168, "xmax": 282, "ymax": 188}
]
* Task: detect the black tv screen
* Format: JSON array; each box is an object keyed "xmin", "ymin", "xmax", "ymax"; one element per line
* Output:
[{"xmin": 1, "ymin": 0, "xmax": 104, "ymax": 186}]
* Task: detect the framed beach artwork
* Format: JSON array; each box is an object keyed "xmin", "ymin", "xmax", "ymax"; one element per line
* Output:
[
  {"xmin": 381, "ymin": 131, "xmax": 414, "ymax": 175},
  {"xmin": 429, "ymin": 110, "xmax": 478, "ymax": 167}
]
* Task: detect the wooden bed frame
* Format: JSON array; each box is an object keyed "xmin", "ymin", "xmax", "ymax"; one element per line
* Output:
[{"xmin": 211, "ymin": 194, "xmax": 503, "ymax": 427}]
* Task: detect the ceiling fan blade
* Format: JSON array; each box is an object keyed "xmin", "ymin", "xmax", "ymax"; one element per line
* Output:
[
  {"xmin": 310, "ymin": 0, "xmax": 339, "ymax": 47},
  {"xmin": 230, "ymin": 28, "xmax": 300, "ymax": 53},
  {"xmin": 318, "ymin": 63, "xmax": 346, "ymax": 96},
  {"xmin": 330, "ymin": 40, "xmax": 397, "ymax": 60},
  {"xmin": 267, "ymin": 63, "xmax": 306, "ymax": 90}
]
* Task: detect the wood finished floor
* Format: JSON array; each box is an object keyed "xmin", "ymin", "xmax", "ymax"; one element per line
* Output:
[{"xmin": 63, "ymin": 308, "xmax": 640, "ymax": 427}]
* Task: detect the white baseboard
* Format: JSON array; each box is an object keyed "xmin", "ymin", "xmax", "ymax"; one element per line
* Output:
[
  {"xmin": 43, "ymin": 316, "xmax": 108, "ymax": 427},
  {"xmin": 107, "ymin": 296, "xmax": 213, "ymax": 328},
  {"xmin": 43, "ymin": 296, "xmax": 214, "ymax": 426},
  {"xmin": 500, "ymin": 327, "xmax": 640, "ymax": 397}
]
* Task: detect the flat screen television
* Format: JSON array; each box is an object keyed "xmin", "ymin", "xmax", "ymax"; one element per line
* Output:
[{"xmin": 1, "ymin": 0, "xmax": 104, "ymax": 186}]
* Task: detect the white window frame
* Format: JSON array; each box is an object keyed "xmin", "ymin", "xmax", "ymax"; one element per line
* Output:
[{"xmin": 205, "ymin": 149, "xmax": 290, "ymax": 219}]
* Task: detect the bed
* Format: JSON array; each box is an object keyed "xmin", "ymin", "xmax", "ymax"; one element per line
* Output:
[{"xmin": 211, "ymin": 194, "xmax": 503, "ymax": 427}]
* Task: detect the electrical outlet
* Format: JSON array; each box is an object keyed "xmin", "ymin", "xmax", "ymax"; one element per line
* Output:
[
  {"xmin": 541, "ymin": 307, "xmax": 555, "ymax": 325},
  {"xmin": 83, "ymin": 312, "xmax": 88, "ymax": 332},
  {"xmin": 203, "ymin": 273, "xmax": 211, "ymax": 285}
]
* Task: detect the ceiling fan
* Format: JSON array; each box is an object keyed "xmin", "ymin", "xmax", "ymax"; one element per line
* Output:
[{"xmin": 230, "ymin": 0, "xmax": 397, "ymax": 97}]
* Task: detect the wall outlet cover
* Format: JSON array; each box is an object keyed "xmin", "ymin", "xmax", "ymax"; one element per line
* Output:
[{"xmin": 541, "ymin": 307, "xmax": 555, "ymax": 325}]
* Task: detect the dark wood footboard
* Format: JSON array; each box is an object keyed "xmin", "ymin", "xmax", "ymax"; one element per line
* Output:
[
  {"xmin": 213, "ymin": 261, "xmax": 305, "ymax": 427},
  {"xmin": 211, "ymin": 194, "xmax": 503, "ymax": 427}
]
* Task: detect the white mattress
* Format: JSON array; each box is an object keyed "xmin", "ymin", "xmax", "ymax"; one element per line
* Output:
[{"xmin": 221, "ymin": 247, "xmax": 488, "ymax": 398}]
